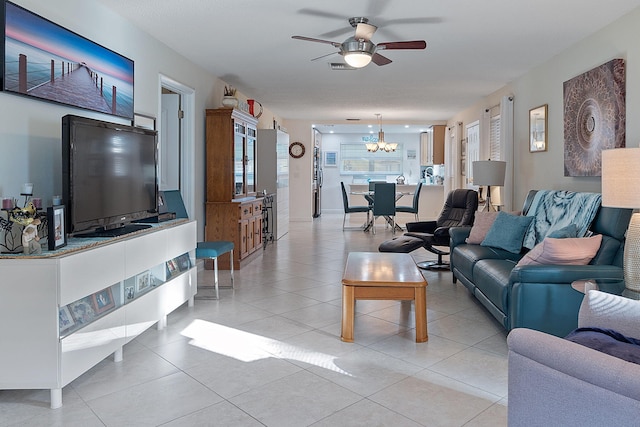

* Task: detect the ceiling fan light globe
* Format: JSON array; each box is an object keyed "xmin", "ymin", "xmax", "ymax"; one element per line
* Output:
[{"xmin": 344, "ymin": 52, "xmax": 372, "ymax": 68}]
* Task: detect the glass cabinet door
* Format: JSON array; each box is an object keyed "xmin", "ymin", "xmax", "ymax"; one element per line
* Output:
[
  {"xmin": 246, "ymin": 127, "xmax": 256, "ymax": 194},
  {"xmin": 234, "ymin": 122, "xmax": 245, "ymax": 196}
]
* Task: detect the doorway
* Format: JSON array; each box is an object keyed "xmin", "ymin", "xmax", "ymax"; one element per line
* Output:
[{"xmin": 159, "ymin": 75, "xmax": 195, "ymax": 218}]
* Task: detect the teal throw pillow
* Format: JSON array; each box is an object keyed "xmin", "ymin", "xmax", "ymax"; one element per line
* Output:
[
  {"xmin": 547, "ymin": 224, "xmax": 578, "ymax": 239},
  {"xmin": 481, "ymin": 212, "xmax": 534, "ymax": 253}
]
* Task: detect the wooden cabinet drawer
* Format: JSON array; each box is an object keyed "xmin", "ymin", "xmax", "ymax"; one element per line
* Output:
[
  {"xmin": 239, "ymin": 202, "xmax": 254, "ymax": 219},
  {"xmin": 253, "ymin": 200, "xmax": 263, "ymax": 214}
]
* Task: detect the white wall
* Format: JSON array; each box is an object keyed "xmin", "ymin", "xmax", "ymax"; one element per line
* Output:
[
  {"xmin": 319, "ymin": 132, "xmax": 422, "ymax": 213},
  {"xmin": 448, "ymin": 6, "xmax": 640, "ymax": 210},
  {"xmin": 0, "ymin": 0, "xmax": 223, "ymax": 240}
]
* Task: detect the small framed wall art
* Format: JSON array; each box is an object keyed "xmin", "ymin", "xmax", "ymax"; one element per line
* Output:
[
  {"xmin": 324, "ymin": 151, "xmax": 337, "ymax": 167},
  {"xmin": 47, "ymin": 204, "xmax": 67, "ymax": 250},
  {"xmin": 529, "ymin": 104, "xmax": 547, "ymax": 152}
]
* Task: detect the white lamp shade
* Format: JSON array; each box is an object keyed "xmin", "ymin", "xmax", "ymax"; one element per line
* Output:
[
  {"xmin": 344, "ymin": 52, "xmax": 372, "ymax": 68},
  {"xmin": 602, "ymin": 148, "xmax": 640, "ymax": 208},
  {"xmin": 472, "ymin": 160, "xmax": 506, "ymax": 186}
]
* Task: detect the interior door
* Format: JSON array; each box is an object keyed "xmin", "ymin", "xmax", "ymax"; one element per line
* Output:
[
  {"xmin": 466, "ymin": 121, "xmax": 480, "ymax": 189},
  {"xmin": 160, "ymin": 93, "xmax": 180, "ymax": 190}
]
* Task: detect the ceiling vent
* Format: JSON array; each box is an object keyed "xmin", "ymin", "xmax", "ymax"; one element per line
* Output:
[{"xmin": 330, "ymin": 63, "xmax": 357, "ymax": 71}]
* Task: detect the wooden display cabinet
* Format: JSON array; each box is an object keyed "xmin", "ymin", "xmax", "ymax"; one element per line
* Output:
[
  {"xmin": 205, "ymin": 108, "xmax": 258, "ymax": 201},
  {"xmin": 205, "ymin": 108, "xmax": 264, "ymax": 269}
]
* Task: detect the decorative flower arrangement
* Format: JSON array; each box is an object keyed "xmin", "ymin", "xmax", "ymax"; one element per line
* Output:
[{"xmin": 224, "ymin": 85, "xmax": 236, "ymax": 97}]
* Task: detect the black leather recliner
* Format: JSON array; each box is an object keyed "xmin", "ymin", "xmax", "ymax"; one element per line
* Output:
[{"xmin": 379, "ymin": 189, "xmax": 478, "ymax": 269}]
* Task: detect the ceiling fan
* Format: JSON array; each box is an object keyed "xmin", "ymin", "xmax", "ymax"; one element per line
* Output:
[{"xmin": 292, "ymin": 17, "xmax": 427, "ymax": 69}]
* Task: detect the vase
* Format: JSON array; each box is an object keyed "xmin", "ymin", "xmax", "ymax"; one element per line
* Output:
[{"xmin": 222, "ymin": 96, "xmax": 238, "ymax": 109}]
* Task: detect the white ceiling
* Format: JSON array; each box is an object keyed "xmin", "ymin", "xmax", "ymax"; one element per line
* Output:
[{"xmin": 97, "ymin": 0, "xmax": 640, "ymax": 133}]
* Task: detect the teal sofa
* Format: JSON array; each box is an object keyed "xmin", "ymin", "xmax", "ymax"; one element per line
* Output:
[{"xmin": 449, "ymin": 190, "xmax": 632, "ymax": 337}]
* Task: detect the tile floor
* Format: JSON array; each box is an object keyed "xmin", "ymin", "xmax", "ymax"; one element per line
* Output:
[{"xmin": 0, "ymin": 214, "xmax": 508, "ymax": 426}]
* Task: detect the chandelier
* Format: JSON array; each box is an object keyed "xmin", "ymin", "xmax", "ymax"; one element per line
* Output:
[{"xmin": 366, "ymin": 114, "xmax": 398, "ymax": 152}]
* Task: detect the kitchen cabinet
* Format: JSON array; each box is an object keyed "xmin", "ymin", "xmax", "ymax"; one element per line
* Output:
[{"xmin": 420, "ymin": 125, "xmax": 445, "ymax": 165}]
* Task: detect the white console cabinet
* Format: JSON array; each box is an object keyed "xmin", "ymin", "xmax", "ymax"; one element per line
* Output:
[{"xmin": 0, "ymin": 220, "xmax": 197, "ymax": 408}]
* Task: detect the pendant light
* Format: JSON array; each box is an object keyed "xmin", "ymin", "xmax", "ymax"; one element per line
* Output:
[{"xmin": 367, "ymin": 114, "xmax": 397, "ymax": 152}]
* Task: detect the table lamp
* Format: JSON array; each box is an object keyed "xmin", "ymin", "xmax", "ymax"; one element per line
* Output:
[
  {"xmin": 602, "ymin": 148, "xmax": 640, "ymax": 292},
  {"xmin": 472, "ymin": 160, "xmax": 506, "ymax": 211}
]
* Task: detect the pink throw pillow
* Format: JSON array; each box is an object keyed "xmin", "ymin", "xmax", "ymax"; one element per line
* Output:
[
  {"xmin": 516, "ymin": 235, "xmax": 603, "ymax": 267},
  {"xmin": 466, "ymin": 212, "xmax": 499, "ymax": 244}
]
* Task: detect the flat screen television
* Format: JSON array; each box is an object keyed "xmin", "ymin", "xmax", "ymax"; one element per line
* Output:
[{"xmin": 62, "ymin": 114, "xmax": 158, "ymax": 236}]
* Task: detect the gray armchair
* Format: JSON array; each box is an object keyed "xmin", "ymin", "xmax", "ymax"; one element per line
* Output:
[{"xmin": 507, "ymin": 290, "xmax": 640, "ymax": 426}]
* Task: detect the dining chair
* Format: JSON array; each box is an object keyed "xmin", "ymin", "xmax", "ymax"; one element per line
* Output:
[
  {"xmin": 365, "ymin": 181, "xmax": 385, "ymax": 209},
  {"xmin": 396, "ymin": 181, "xmax": 423, "ymax": 222},
  {"xmin": 341, "ymin": 182, "xmax": 371, "ymax": 230},
  {"xmin": 372, "ymin": 182, "xmax": 397, "ymax": 234}
]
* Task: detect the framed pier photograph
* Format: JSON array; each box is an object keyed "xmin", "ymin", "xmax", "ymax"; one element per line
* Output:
[{"xmin": 1, "ymin": 1, "xmax": 134, "ymax": 119}]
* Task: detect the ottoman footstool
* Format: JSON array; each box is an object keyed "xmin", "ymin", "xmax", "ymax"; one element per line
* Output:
[{"xmin": 378, "ymin": 236, "xmax": 425, "ymax": 253}]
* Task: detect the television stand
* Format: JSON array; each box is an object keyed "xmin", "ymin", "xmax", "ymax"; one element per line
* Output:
[{"xmin": 76, "ymin": 223, "xmax": 152, "ymax": 238}]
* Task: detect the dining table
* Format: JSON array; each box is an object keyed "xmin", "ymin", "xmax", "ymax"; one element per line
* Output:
[{"xmin": 350, "ymin": 189, "xmax": 412, "ymax": 232}]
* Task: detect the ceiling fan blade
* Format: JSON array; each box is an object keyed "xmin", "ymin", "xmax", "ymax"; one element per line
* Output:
[
  {"xmin": 292, "ymin": 36, "xmax": 341, "ymax": 48},
  {"xmin": 378, "ymin": 17, "xmax": 443, "ymax": 26},
  {"xmin": 377, "ymin": 40, "xmax": 427, "ymax": 50},
  {"xmin": 372, "ymin": 53, "xmax": 392, "ymax": 66},
  {"xmin": 366, "ymin": 0, "xmax": 390, "ymax": 17},
  {"xmin": 311, "ymin": 51, "xmax": 339, "ymax": 61},
  {"xmin": 319, "ymin": 26, "xmax": 354, "ymax": 39},
  {"xmin": 355, "ymin": 22, "xmax": 377, "ymax": 41},
  {"xmin": 296, "ymin": 8, "xmax": 346, "ymax": 20}
]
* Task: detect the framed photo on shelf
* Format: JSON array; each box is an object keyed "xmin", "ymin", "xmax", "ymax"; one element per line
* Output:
[
  {"xmin": 125, "ymin": 286, "xmax": 135, "ymax": 301},
  {"xmin": 47, "ymin": 205, "xmax": 67, "ymax": 250},
  {"xmin": 166, "ymin": 259, "xmax": 179, "ymax": 278},
  {"xmin": 68, "ymin": 297, "xmax": 96, "ymax": 325},
  {"xmin": 91, "ymin": 287, "xmax": 115, "ymax": 314},
  {"xmin": 176, "ymin": 253, "xmax": 191, "ymax": 271},
  {"xmin": 135, "ymin": 271, "xmax": 151, "ymax": 293},
  {"xmin": 58, "ymin": 305, "xmax": 75, "ymax": 334}
]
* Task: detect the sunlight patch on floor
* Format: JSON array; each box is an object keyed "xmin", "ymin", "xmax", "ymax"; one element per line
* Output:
[{"xmin": 181, "ymin": 319, "xmax": 353, "ymax": 376}]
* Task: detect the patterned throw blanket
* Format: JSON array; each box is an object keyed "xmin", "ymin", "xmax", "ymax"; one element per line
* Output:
[{"xmin": 523, "ymin": 190, "xmax": 602, "ymax": 249}]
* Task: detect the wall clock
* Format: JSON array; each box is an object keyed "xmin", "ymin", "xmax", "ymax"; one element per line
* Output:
[{"xmin": 289, "ymin": 141, "xmax": 305, "ymax": 158}]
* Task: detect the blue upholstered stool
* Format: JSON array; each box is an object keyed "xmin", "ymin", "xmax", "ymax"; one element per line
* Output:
[{"xmin": 196, "ymin": 241, "xmax": 234, "ymax": 300}]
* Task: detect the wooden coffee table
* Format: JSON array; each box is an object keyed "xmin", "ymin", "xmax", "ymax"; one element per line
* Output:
[{"xmin": 341, "ymin": 252, "xmax": 428, "ymax": 343}]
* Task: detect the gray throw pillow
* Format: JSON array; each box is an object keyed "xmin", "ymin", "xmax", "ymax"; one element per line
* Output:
[
  {"xmin": 481, "ymin": 212, "xmax": 534, "ymax": 253},
  {"xmin": 547, "ymin": 224, "xmax": 579, "ymax": 238}
]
